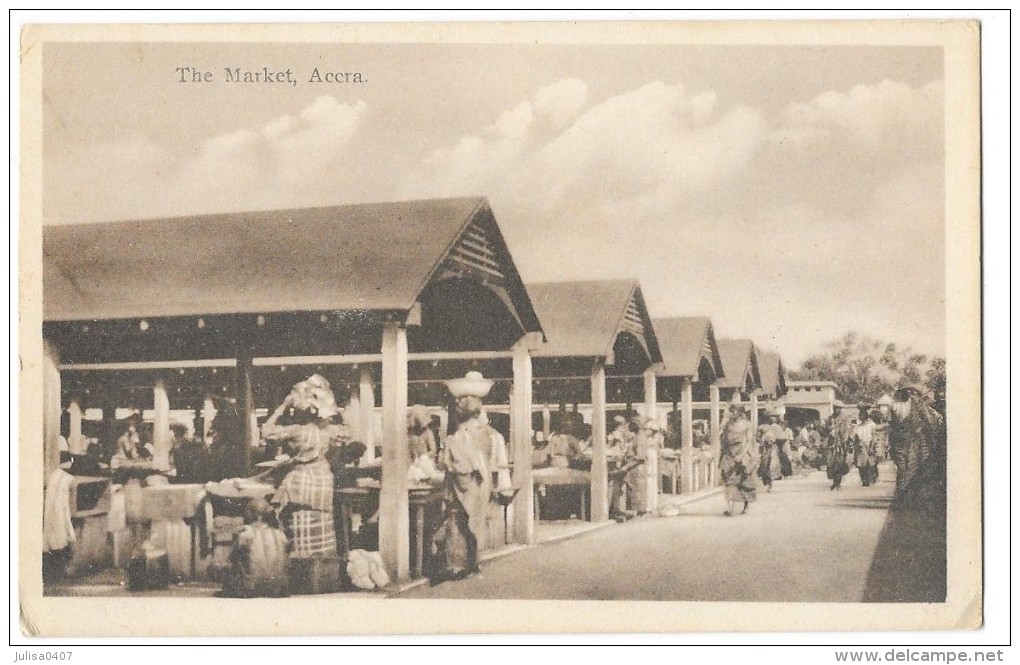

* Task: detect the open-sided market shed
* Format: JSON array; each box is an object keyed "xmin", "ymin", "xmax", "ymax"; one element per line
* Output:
[
  {"xmin": 652, "ymin": 317, "xmax": 724, "ymax": 493},
  {"xmin": 715, "ymin": 338, "xmax": 765, "ymax": 431},
  {"xmin": 42, "ymin": 196, "xmax": 544, "ymax": 581},
  {"xmin": 527, "ymin": 279, "xmax": 663, "ymax": 520},
  {"xmin": 757, "ymin": 351, "xmax": 788, "ymax": 400}
]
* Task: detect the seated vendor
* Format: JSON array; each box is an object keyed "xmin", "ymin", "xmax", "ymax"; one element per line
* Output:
[
  {"xmin": 546, "ymin": 422, "xmax": 578, "ymax": 469},
  {"xmin": 407, "ymin": 405, "xmax": 444, "ymax": 485},
  {"xmin": 531, "ymin": 431, "xmax": 550, "ymax": 468},
  {"xmin": 547, "ymin": 420, "xmax": 592, "ymax": 470},
  {"xmin": 113, "ymin": 420, "xmax": 143, "ymax": 462}
]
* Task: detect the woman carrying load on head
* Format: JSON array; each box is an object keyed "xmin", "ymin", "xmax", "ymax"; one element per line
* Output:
[
  {"xmin": 262, "ymin": 374, "xmax": 349, "ymax": 558},
  {"xmin": 429, "ymin": 371, "xmax": 497, "ymax": 583}
]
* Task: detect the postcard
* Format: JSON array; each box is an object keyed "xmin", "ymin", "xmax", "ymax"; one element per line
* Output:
[{"xmin": 18, "ymin": 19, "xmax": 981, "ymax": 636}]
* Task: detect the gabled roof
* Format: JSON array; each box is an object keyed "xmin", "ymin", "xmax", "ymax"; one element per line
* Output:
[
  {"xmin": 757, "ymin": 351, "xmax": 788, "ymax": 398},
  {"xmin": 528, "ymin": 280, "xmax": 662, "ymax": 364},
  {"xmin": 715, "ymin": 338, "xmax": 763, "ymax": 390},
  {"xmin": 653, "ymin": 317, "xmax": 724, "ymax": 381},
  {"xmin": 43, "ymin": 197, "xmax": 541, "ymax": 335}
]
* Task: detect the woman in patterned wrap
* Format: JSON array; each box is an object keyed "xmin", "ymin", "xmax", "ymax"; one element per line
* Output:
[
  {"xmin": 718, "ymin": 400, "xmax": 758, "ymax": 516},
  {"xmin": 263, "ymin": 375, "xmax": 348, "ymax": 558},
  {"xmin": 888, "ymin": 385, "xmax": 946, "ymax": 513}
]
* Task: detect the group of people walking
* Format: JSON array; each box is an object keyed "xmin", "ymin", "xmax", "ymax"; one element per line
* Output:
[
  {"xmin": 717, "ymin": 383, "xmax": 946, "ymax": 517},
  {"xmin": 717, "ymin": 404, "xmax": 806, "ymax": 517}
]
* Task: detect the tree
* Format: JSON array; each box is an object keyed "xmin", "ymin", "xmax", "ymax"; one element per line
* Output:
[{"xmin": 790, "ymin": 332, "xmax": 944, "ymax": 405}]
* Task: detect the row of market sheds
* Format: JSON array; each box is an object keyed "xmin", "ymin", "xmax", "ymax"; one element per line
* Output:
[{"xmin": 41, "ymin": 196, "xmax": 788, "ymax": 580}]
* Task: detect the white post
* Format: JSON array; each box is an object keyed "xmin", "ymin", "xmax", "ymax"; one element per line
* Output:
[
  {"xmin": 709, "ymin": 384, "xmax": 721, "ymax": 486},
  {"xmin": 68, "ymin": 399, "xmax": 85, "ymax": 454},
  {"xmin": 43, "ymin": 341, "xmax": 61, "ymax": 486},
  {"xmin": 643, "ymin": 368, "xmax": 659, "ymax": 512},
  {"xmin": 379, "ymin": 322, "xmax": 409, "ymax": 581},
  {"xmin": 681, "ymin": 377, "xmax": 694, "ymax": 495},
  {"xmin": 510, "ymin": 340, "xmax": 534, "ymax": 544},
  {"xmin": 590, "ymin": 363, "xmax": 609, "ymax": 522},
  {"xmin": 152, "ymin": 379, "xmax": 171, "ymax": 472},
  {"xmin": 542, "ymin": 406, "xmax": 551, "ymax": 439},
  {"xmin": 202, "ymin": 396, "xmax": 215, "ymax": 442},
  {"xmin": 359, "ymin": 366, "xmax": 376, "ymax": 464},
  {"xmin": 751, "ymin": 392, "xmax": 760, "ymax": 433}
]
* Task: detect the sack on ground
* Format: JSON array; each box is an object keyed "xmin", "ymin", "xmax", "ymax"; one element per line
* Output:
[{"xmin": 347, "ymin": 549, "xmax": 390, "ymax": 590}]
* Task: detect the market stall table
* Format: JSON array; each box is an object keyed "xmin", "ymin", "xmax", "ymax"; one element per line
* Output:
[
  {"xmin": 532, "ymin": 467, "xmax": 590, "ymax": 521},
  {"xmin": 336, "ymin": 483, "xmax": 444, "ymax": 579}
]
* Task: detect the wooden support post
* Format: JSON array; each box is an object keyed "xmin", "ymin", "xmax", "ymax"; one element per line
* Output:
[
  {"xmin": 589, "ymin": 363, "xmax": 609, "ymax": 522},
  {"xmin": 152, "ymin": 379, "xmax": 171, "ymax": 472},
  {"xmin": 642, "ymin": 368, "xmax": 659, "ymax": 512},
  {"xmin": 43, "ymin": 341, "xmax": 61, "ymax": 486},
  {"xmin": 750, "ymin": 392, "xmax": 760, "ymax": 433},
  {"xmin": 68, "ymin": 399, "xmax": 85, "ymax": 454},
  {"xmin": 510, "ymin": 340, "xmax": 534, "ymax": 544},
  {"xmin": 202, "ymin": 396, "xmax": 215, "ymax": 442},
  {"xmin": 379, "ymin": 322, "xmax": 409, "ymax": 581},
  {"xmin": 358, "ymin": 366, "xmax": 376, "ymax": 464},
  {"xmin": 680, "ymin": 377, "xmax": 694, "ymax": 495},
  {"xmin": 542, "ymin": 406, "xmax": 551, "ymax": 439},
  {"xmin": 709, "ymin": 384, "xmax": 721, "ymax": 486},
  {"xmin": 236, "ymin": 353, "xmax": 256, "ymax": 476}
]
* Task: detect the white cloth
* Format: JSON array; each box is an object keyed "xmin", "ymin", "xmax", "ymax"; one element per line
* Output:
[
  {"xmin": 107, "ymin": 484, "xmax": 126, "ymax": 532},
  {"xmin": 485, "ymin": 426, "xmax": 512, "ymax": 490},
  {"xmin": 407, "ymin": 453, "xmax": 444, "ymax": 484},
  {"xmin": 44, "ymin": 469, "xmax": 76, "ymax": 552},
  {"xmin": 855, "ymin": 420, "xmax": 877, "ymax": 445}
]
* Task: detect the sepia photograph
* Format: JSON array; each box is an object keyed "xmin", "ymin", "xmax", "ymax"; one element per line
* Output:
[{"xmin": 17, "ymin": 17, "xmax": 984, "ymax": 639}]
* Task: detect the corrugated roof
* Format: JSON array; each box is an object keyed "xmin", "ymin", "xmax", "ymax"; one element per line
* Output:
[
  {"xmin": 715, "ymin": 338, "xmax": 762, "ymax": 390},
  {"xmin": 757, "ymin": 351, "xmax": 788, "ymax": 397},
  {"xmin": 43, "ymin": 197, "xmax": 541, "ymax": 334},
  {"xmin": 653, "ymin": 317, "xmax": 724, "ymax": 380},
  {"xmin": 528, "ymin": 280, "xmax": 662, "ymax": 363}
]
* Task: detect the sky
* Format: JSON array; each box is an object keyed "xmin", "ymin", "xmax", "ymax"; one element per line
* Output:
[{"xmin": 41, "ymin": 41, "xmax": 946, "ymax": 366}]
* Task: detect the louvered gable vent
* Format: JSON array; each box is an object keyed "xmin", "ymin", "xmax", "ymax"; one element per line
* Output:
[{"xmin": 445, "ymin": 215, "xmax": 507, "ymax": 285}]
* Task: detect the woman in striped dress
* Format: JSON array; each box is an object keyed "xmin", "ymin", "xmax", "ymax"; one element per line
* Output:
[{"xmin": 888, "ymin": 386, "xmax": 946, "ymax": 512}]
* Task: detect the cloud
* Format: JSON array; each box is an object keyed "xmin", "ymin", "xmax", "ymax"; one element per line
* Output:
[
  {"xmin": 400, "ymin": 79, "xmax": 767, "ymax": 232},
  {"xmin": 47, "ymin": 95, "xmax": 368, "ymax": 222},
  {"xmin": 178, "ymin": 95, "xmax": 367, "ymax": 208},
  {"xmin": 45, "ymin": 76, "xmax": 945, "ymax": 364},
  {"xmin": 772, "ymin": 79, "xmax": 944, "ymax": 160},
  {"xmin": 396, "ymin": 77, "xmax": 945, "ymax": 363}
]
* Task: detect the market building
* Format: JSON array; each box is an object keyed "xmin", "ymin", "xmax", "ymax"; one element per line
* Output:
[
  {"xmin": 714, "ymin": 338, "xmax": 765, "ymax": 431},
  {"xmin": 651, "ymin": 317, "xmax": 724, "ymax": 495},
  {"xmin": 784, "ymin": 380, "xmax": 840, "ymax": 423},
  {"xmin": 526, "ymin": 280, "xmax": 663, "ymax": 522},
  {"xmin": 42, "ymin": 196, "xmax": 545, "ymax": 584}
]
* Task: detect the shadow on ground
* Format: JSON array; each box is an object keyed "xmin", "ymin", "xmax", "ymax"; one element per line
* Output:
[{"xmin": 862, "ymin": 502, "xmax": 946, "ymax": 602}]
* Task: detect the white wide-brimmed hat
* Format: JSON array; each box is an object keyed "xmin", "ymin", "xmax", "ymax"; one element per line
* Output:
[{"xmin": 446, "ymin": 371, "xmax": 494, "ymax": 398}]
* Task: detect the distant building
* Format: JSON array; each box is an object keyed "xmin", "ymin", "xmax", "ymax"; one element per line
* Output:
[{"xmin": 784, "ymin": 380, "xmax": 839, "ymax": 422}]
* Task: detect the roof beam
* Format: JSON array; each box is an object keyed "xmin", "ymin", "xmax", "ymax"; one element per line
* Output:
[{"xmin": 58, "ymin": 358, "xmax": 237, "ymax": 371}]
